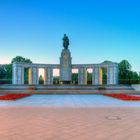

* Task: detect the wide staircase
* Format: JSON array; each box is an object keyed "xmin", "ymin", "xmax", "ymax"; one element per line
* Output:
[{"xmin": 0, "ymin": 85, "xmax": 137, "ymax": 94}]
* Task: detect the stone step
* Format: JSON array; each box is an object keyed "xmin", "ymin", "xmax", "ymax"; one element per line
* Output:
[
  {"xmin": 0, "ymin": 84, "xmax": 137, "ymax": 95},
  {"xmin": 0, "ymin": 89, "xmax": 138, "ymax": 95},
  {"xmin": 0, "ymin": 85, "xmax": 134, "ymax": 90}
]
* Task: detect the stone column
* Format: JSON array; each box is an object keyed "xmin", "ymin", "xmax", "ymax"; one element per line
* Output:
[
  {"xmin": 44, "ymin": 67, "xmax": 53, "ymax": 85},
  {"xmin": 28, "ymin": 67, "xmax": 38, "ymax": 85},
  {"xmin": 12, "ymin": 63, "xmax": 24, "ymax": 85},
  {"xmin": 93, "ymin": 66, "xmax": 102, "ymax": 85},
  {"xmin": 78, "ymin": 67, "xmax": 87, "ymax": 85},
  {"xmin": 92, "ymin": 67, "xmax": 95, "ymax": 85},
  {"xmin": 107, "ymin": 65, "xmax": 118, "ymax": 85},
  {"xmin": 114, "ymin": 65, "xmax": 119, "ymax": 84},
  {"xmin": 44, "ymin": 68, "xmax": 47, "ymax": 85}
]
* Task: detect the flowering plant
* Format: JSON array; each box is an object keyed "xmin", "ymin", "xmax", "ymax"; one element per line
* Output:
[
  {"xmin": 104, "ymin": 94, "xmax": 140, "ymax": 101},
  {"xmin": 0, "ymin": 94, "xmax": 30, "ymax": 101}
]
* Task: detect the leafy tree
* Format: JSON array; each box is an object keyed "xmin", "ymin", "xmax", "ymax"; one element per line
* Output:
[
  {"xmin": 119, "ymin": 60, "xmax": 140, "ymax": 84},
  {"xmin": 0, "ymin": 64, "xmax": 12, "ymax": 84},
  {"xmin": 87, "ymin": 72, "xmax": 92, "ymax": 84},
  {"xmin": 39, "ymin": 75, "xmax": 44, "ymax": 84},
  {"xmin": 53, "ymin": 76, "xmax": 59, "ymax": 84},
  {"xmin": 3, "ymin": 64, "xmax": 12, "ymax": 79},
  {"xmin": 119, "ymin": 60, "xmax": 131, "ymax": 80},
  {"xmin": 0, "ymin": 56, "xmax": 32, "ymax": 84},
  {"xmin": 0, "ymin": 65, "xmax": 7, "ymax": 79},
  {"xmin": 11, "ymin": 56, "xmax": 32, "ymax": 63},
  {"xmin": 102, "ymin": 68, "xmax": 107, "ymax": 84},
  {"xmin": 72, "ymin": 73, "xmax": 78, "ymax": 84}
]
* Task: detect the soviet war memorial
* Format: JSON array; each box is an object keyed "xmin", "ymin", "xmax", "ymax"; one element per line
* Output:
[
  {"xmin": 12, "ymin": 34, "xmax": 118, "ymax": 86},
  {"xmin": 0, "ymin": 0, "xmax": 140, "ymax": 140}
]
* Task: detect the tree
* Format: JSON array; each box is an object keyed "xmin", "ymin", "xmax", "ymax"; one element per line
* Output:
[
  {"xmin": 102, "ymin": 68, "xmax": 107, "ymax": 84},
  {"xmin": 53, "ymin": 76, "xmax": 59, "ymax": 84},
  {"xmin": 87, "ymin": 72, "xmax": 92, "ymax": 84},
  {"xmin": 3, "ymin": 64, "xmax": 12, "ymax": 79},
  {"xmin": 72, "ymin": 73, "xmax": 78, "ymax": 84},
  {"xmin": 39, "ymin": 75, "xmax": 44, "ymax": 84},
  {"xmin": 119, "ymin": 60, "xmax": 131, "ymax": 80},
  {"xmin": 119, "ymin": 60, "xmax": 140, "ymax": 84},
  {"xmin": 0, "ymin": 64, "xmax": 12, "ymax": 84},
  {"xmin": 0, "ymin": 56, "xmax": 32, "ymax": 84},
  {"xmin": 0, "ymin": 65, "xmax": 7, "ymax": 79},
  {"xmin": 11, "ymin": 56, "xmax": 32, "ymax": 63}
]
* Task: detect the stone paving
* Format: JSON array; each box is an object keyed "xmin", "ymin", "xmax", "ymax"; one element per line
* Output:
[
  {"xmin": 0, "ymin": 107, "xmax": 140, "ymax": 140},
  {"xmin": 0, "ymin": 95, "xmax": 140, "ymax": 140},
  {"xmin": 1, "ymin": 95, "xmax": 140, "ymax": 107}
]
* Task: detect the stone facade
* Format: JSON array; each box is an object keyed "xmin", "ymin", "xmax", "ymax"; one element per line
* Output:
[
  {"xmin": 12, "ymin": 49, "xmax": 119, "ymax": 85},
  {"xmin": 60, "ymin": 49, "xmax": 72, "ymax": 82}
]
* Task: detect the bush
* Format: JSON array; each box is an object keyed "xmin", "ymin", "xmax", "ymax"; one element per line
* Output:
[
  {"xmin": 0, "ymin": 79, "xmax": 12, "ymax": 84},
  {"xmin": 119, "ymin": 79, "xmax": 140, "ymax": 85}
]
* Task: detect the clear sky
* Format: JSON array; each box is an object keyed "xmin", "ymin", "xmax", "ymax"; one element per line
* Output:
[{"xmin": 0, "ymin": 0, "xmax": 140, "ymax": 72}]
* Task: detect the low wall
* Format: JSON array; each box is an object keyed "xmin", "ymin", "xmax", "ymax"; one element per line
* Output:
[{"xmin": 132, "ymin": 84, "xmax": 140, "ymax": 91}]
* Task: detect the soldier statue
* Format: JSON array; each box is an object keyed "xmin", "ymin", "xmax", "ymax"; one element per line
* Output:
[{"xmin": 62, "ymin": 34, "xmax": 69, "ymax": 49}]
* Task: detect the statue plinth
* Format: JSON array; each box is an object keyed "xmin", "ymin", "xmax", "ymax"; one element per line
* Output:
[{"xmin": 60, "ymin": 49, "xmax": 72, "ymax": 83}]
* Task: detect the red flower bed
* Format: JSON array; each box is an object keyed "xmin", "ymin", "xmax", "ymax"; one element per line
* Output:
[
  {"xmin": 104, "ymin": 94, "xmax": 140, "ymax": 101},
  {"xmin": 0, "ymin": 94, "xmax": 31, "ymax": 101}
]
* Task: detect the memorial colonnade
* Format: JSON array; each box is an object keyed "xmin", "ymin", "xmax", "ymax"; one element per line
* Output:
[{"xmin": 12, "ymin": 62, "xmax": 118, "ymax": 85}]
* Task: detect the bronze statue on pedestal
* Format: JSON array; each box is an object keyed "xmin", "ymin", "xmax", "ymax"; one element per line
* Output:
[{"xmin": 62, "ymin": 34, "xmax": 69, "ymax": 49}]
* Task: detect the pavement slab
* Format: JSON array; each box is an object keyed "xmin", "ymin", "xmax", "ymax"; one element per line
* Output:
[{"xmin": 0, "ymin": 107, "xmax": 140, "ymax": 140}]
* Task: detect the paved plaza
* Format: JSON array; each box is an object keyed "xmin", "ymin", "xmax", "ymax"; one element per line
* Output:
[
  {"xmin": 1, "ymin": 95, "xmax": 140, "ymax": 107},
  {"xmin": 0, "ymin": 95, "xmax": 140, "ymax": 140},
  {"xmin": 0, "ymin": 107, "xmax": 140, "ymax": 140}
]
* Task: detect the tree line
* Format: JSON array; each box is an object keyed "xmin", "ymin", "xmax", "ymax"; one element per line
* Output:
[{"xmin": 0, "ymin": 56, "xmax": 140, "ymax": 84}]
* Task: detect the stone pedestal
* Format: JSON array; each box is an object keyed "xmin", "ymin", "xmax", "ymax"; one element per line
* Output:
[{"xmin": 60, "ymin": 49, "xmax": 72, "ymax": 83}]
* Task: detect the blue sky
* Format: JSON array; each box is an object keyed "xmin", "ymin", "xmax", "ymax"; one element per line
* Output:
[{"xmin": 0, "ymin": 0, "xmax": 140, "ymax": 72}]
